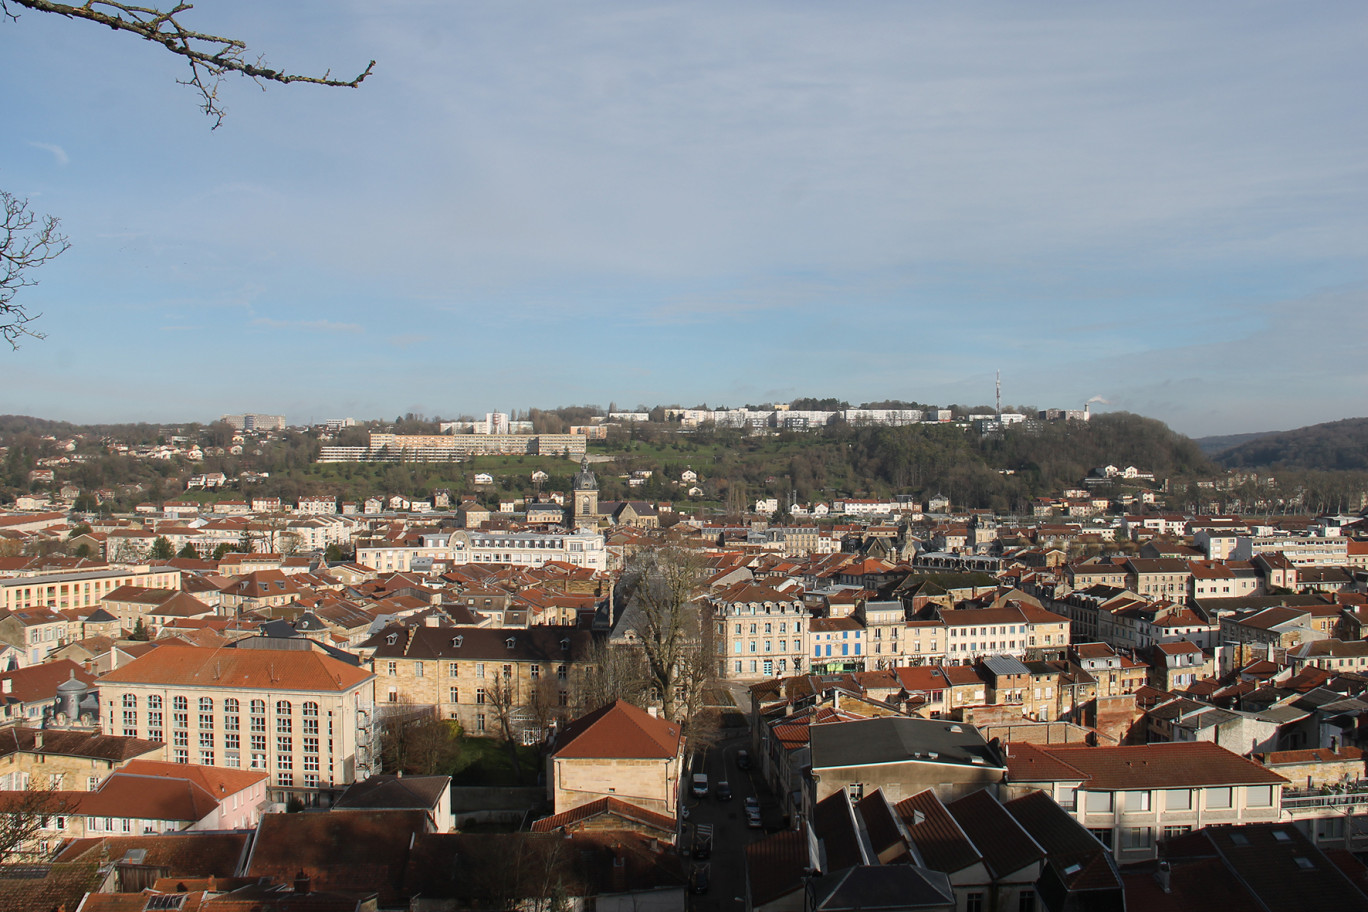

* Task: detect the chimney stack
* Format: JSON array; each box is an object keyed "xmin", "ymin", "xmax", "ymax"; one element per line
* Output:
[
  {"xmin": 1156, "ymin": 860, "xmax": 1172, "ymax": 893},
  {"xmin": 294, "ymin": 871, "xmax": 311, "ymax": 894}
]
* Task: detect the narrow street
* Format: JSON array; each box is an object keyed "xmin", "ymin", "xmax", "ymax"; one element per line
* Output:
[{"xmin": 682, "ymin": 690, "xmax": 781, "ymax": 910}]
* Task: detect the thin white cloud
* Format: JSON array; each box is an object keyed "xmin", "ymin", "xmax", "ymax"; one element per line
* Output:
[
  {"xmin": 27, "ymin": 141, "xmax": 68, "ymax": 165},
  {"xmin": 251, "ymin": 317, "xmax": 363, "ymax": 333}
]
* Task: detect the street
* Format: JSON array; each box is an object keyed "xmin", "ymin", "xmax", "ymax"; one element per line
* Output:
[{"xmin": 681, "ymin": 698, "xmax": 782, "ymax": 911}]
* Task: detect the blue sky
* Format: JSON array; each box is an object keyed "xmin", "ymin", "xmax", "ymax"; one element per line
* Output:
[{"xmin": 2, "ymin": 1, "xmax": 1364, "ymax": 436}]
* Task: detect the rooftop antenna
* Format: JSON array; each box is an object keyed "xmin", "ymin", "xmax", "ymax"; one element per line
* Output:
[{"xmin": 995, "ymin": 371, "xmax": 1001, "ymax": 419}]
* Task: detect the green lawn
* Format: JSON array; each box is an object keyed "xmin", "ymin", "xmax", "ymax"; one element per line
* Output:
[{"xmin": 448, "ymin": 737, "xmax": 542, "ymax": 787}]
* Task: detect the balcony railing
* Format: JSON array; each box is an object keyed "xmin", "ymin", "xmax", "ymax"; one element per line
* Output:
[{"xmin": 1283, "ymin": 787, "xmax": 1368, "ymax": 811}]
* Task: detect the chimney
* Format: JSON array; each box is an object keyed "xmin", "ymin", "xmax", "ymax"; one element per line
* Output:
[
  {"xmin": 1155, "ymin": 860, "xmax": 1172, "ymax": 893},
  {"xmin": 293, "ymin": 871, "xmax": 311, "ymax": 894}
]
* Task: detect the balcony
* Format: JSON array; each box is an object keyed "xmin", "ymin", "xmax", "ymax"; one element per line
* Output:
[{"xmin": 1283, "ymin": 786, "xmax": 1368, "ymax": 812}]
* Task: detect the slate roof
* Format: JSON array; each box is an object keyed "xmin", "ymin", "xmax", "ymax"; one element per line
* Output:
[
  {"xmin": 810, "ymin": 717, "xmax": 1003, "ymax": 771},
  {"xmin": 333, "ymin": 773, "xmax": 450, "ymax": 812}
]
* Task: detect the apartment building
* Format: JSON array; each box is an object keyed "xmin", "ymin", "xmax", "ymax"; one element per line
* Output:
[
  {"xmin": 1003, "ymin": 741, "xmax": 1288, "ymax": 862},
  {"xmin": 0, "ymin": 565, "xmax": 183, "ymax": 614},
  {"xmin": 710, "ymin": 582, "xmax": 812, "ymax": 682},
  {"xmin": 97, "ymin": 644, "xmax": 377, "ymax": 795},
  {"xmin": 365, "ymin": 625, "xmax": 592, "ymax": 739}
]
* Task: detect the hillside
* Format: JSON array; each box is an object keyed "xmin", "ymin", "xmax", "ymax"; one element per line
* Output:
[
  {"xmin": 1213, "ymin": 417, "xmax": 1368, "ymax": 471},
  {"xmin": 0, "ymin": 409, "xmax": 1221, "ymax": 514},
  {"xmin": 1194, "ymin": 430, "xmax": 1277, "ymax": 456}
]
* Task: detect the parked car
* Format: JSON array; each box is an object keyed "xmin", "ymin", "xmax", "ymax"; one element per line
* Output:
[
  {"xmin": 691, "ymin": 773, "xmax": 709, "ymax": 798},
  {"xmin": 736, "ymin": 749, "xmax": 752, "ymax": 770},
  {"xmin": 690, "ymin": 863, "xmax": 711, "ymax": 895},
  {"xmin": 716, "ymin": 780, "xmax": 733, "ymax": 800},
  {"xmin": 746, "ymin": 807, "xmax": 763, "ymax": 829},
  {"xmin": 693, "ymin": 824, "xmax": 714, "ymax": 860},
  {"xmin": 744, "ymin": 795, "xmax": 760, "ymax": 812}
]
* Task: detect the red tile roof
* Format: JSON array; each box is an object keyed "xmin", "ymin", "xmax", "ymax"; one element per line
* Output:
[
  {"xmin": 99, "ymin": 644, "xmax": 372, "ymax": 692},
  {"xmin": 551, "ymin": 700, "xmax": 682, "ymax": 760},
  {"xmin": 1014, "ymin": 742, "xmax": 1287, "ymax": 789}
]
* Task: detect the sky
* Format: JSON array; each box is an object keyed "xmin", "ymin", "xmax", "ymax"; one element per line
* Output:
[{"xmin": 2, "ymin": 1, "xmax": 1364, "ymax": 437}]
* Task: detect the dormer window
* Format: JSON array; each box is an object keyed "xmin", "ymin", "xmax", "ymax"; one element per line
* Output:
[
  {"xmin": 385, "ymin": 633, "xmax": 397, "ymax": 645},
  {"xmin": 560, "ymin": 638, "xmax": 570, "ymax": 652},
  {"xmin": 452, "ymin": 635, "xmax": 463, "ymax": 648},
  {"xmin": 505, "ymin": 637, "xmax": 516, "ymax": 649}
]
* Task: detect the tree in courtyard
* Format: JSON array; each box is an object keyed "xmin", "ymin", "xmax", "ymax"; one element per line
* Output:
[
  {"xmin": 378, "ymin": 697, "xmax": 461, "ymax": 776},
  {"xmin": 177, "ymin": 542, "xmax": 199, "ymax": 559},
  {"xmin": 212, "ymin": 541, "xmax": 233, "ymax": 560},
  {"xmin": 615, "ymin": 545, "xmax": 714, "ymax": 724},
  {"xmin": 485, "ymin": 669, "xmax": 524, "ymax": 781},
  {"xmin": 128, "ymin": 617, "xmax": 151, "ymax": 641},
  {"xmin": 149, "ymin": 536, "xmax": 175, "ymax": 560}
]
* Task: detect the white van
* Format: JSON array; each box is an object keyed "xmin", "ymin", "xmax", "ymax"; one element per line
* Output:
[{"xmin": 691, "ymin": 773, "xmax": 709, "ymax": 798}]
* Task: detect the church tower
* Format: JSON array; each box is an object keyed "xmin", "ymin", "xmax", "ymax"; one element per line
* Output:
[{"xmin": 572, "ymin": 457, "xmax": 599, "ymax": 530}]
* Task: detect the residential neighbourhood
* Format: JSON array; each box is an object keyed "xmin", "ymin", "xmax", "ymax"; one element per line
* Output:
[{"xmin": 0, "ymin": 408, "xmax": 1367, "ymax": 910}]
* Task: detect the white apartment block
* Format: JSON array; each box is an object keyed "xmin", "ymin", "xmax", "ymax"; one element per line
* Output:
[{"xmin": 99, "ymin": 645, "xmax": 378, "ymax": 793}]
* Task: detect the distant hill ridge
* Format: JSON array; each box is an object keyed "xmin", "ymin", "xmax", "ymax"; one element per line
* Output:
[{"xmin": 1210, "ymin": 417, "xmax": 1368, "ymax": 471}]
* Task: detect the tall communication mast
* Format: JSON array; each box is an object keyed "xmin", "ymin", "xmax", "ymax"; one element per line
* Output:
[{"xmin": 995, "ymin": 370, "xmax": 1002, "ymax": 419}]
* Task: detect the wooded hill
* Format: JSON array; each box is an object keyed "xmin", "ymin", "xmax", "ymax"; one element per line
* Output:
[{"xmin": 1210, "ymin": 417, "xmax": 1368, "ymax": 472}]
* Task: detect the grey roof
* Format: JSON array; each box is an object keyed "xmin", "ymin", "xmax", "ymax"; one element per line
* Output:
[
  {"xmin": 810, "ymin": 717, "xmax": 1003, "ymax": 772},
  {"xmin": 981, "ymin": 654, "xmax": 1032, "ymax": 677}
]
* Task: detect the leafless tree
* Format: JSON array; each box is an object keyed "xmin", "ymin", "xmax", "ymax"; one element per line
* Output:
[
  {"xmin": 617, "ymin": 545, "xmax": 715, "ymax": 723},
  {"xmin": 1, "ymin": 2, "xmax": 374, "ymax": 343},
  {"xmin": 379, "ymin": 696, "xmax": 460, "ymax": 776},
  {"xmin": 485, "ymin": 669, "xmax": 524, "ymax": 781},
  {"xmin": 572, "ymin": 636, "xmax": 651, "ymax": 715},
  {"xmin": 0, "ymin": 780, "xmax": 72, "ymax": 863},
  {"xmin": 0, "ymin": 192, "xmax": 69, "ymax": 348},
  {"xmin": 3, "ymin": 0, "xmax": 375, "ymax": 128}
]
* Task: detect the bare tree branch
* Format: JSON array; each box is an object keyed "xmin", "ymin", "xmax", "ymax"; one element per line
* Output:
[
  {"xmin": 0, "ymin": 191, "xmax": 69, "ymax": 348},
  {"xmin": 4, "ymin": 0, "xmax": 375, "ymax": 127}
]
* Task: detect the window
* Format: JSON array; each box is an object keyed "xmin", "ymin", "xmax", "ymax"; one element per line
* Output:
[
  {"xmin": 449, "ymin": 662, "xmax": 460, "ymax": 677},
  {"xmin": 199, "ymin": 750, "xmax": 214, "ymax": 766},
  {"xmin": 276, "ymin": 701, "xmax": 292, "ymax": 733},
  {"xmin": 557, "ymin": 664, "xmax": 567, "ymax": 681},
  {"xmin": 966, "ymin": 893, "xmax": 985, "ymax": 912},
  {"xmin": 476, "ymin": 714, "xmax": 485, "ymax": 732},
  {"xmin": 199, "ymin": 731, "xmax": 214, "ymax": 749},
  {"xmin": 1206, "ymin": 787, "xmax": 1233, "ymax": 810},
  {"xmin": 225, "ymin": 732, "xmax": 240, "ymax": 750},
  {"xmin": 303, "ymin": 703, "xmax": 319, "ymax": 735},
  {"xmin": 173, "ymin": 748, "xmax": 188, "ymax": 764},
  {"xmin": 1121, "ymin": 826, "xmax": 1152, "ymax": 850},
  {"xmin": 1247, "ymin": 785, "xmax": 1274, "ymax": 808},
  {"xmin": 224, "ymin": 697, "xmax": 238, "ymax": 714},
  {"xmin": 1164, "ymin": 825, "xmax": 1191, "ymax": 839},
  {"xmin": 1088, "ymin": 828, "xmax": 1113, "ymax": 848},
  {"xmin": 476, "ymin": 689, "xmax": 486, "ymax": 704},
  {"xmin": 1123, "ymin": 791, "xmax": 1151, "ymax": 812},
  {"xmin": 278, "ymin": 743, "xmax": 293, "ymax": 768},
  {"xmin": 387, "ymin": 662, "xmax": 397, "ymax": 676},
  {"xmin": 1085, "ymin": 791, "xmax": 1114, "ymax": 813},
  {"xmin": 1164, "ymin": 789, "xmax": 1191, "ymax": 811},
  {"xmin": 1018, "ymin": 890, "xmax": 1036, "ymax": 912},
  {"xmin": 1057, "ymin": 786, "xmax": 1077, "ymax": 810},
  {"xmin": 476, "ymin": 664, "xmax": 485, "ymax": 679},
  {"xmin": 530, "ymin": 664, "xmax": 540, "ymax": 680},
  {"xmin": 415, "ymin": 662, "xmax": 424, "ymax": 677}
]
